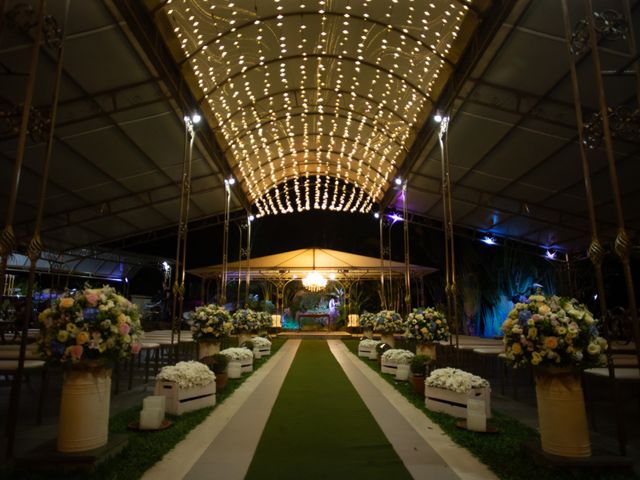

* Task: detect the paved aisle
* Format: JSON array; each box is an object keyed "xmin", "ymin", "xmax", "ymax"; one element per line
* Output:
[
  {"xmin": 328, "ymin": 340, "xmax": 497, "ymax": 480},
  {"xmin": 142, "ymin": 340, "xmax": 301, "ymax": 480}
]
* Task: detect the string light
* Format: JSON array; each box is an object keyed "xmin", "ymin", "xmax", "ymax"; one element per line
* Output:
[{"xmin": 163, "ymin": 1, "xmax": 474, "ymax": 216}]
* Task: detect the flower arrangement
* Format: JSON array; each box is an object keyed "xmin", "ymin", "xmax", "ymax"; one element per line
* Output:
[
  {"xmin": 256, "ymin": 311, "xmax": 272, "ymax": 330},
  {"xmin": 426, "ymin": 368, "xmax": 489, "ymax": 393},
  {"xmin": 359, "ymin": 312, "xmax": 375, "ymax": 330},
  {"xmin": 37, "ymin": 286, "xmax": 142, "ymax": 365},
  {"xmin": 372, "ymin": 310, "xmax": 405, "ymax": 333},
  {"xmin": 501, "ymin": 293, "xmax": 607, "ymax": 369},
  {"xmin": 405, "ymin": 307, "xmax": 449, "ymax": 343},
  {"xmin": 191, "ymin": 304, "xmax": 233, "ymax": 341},
  {"xmin": 359, "ymin": 338, "xmax": 381, "ymax": 349},
  {"xmin": 381, "ymin": 348, "xmax": 415, "ymax": 364},
  {"xmin": 250, "ymin": 336, "xmax": 272, "ymax": 348},
  {"xmin": 156, "ymin": 361, "xmax": 215, "ymax": 389},
  {"xmin": 232, "ymin": 309, "xmax": 261, "ymax": 333},
  {"xmin": 220, "ymin": 347, "xmax": 254, "ymax": 361}
]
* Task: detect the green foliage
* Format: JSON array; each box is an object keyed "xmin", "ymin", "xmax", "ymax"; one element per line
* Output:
[
  {"xmin": 410, "ymin": 354, "xmax": 430, "ymax": 375},
  {"xmin": 201, "ymin": 353, "xmax": 229, "ymax": 373}
]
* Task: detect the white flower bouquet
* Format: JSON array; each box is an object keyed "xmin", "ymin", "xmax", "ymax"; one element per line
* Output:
[
  {"xmin": 501, "ymin": 293, "xmax": 607, "ymax": 369},
  {"xmin": 156, "ymin": 361, "xmax": 215, "ymax": 389},
  {"xmin": 220, "ymin": 347, "xmax": 254, "ymax": 361},
  {"xmin": 372, "ymin": 310, "xmax": 405, "ymax": 334},
  {"xmin": 405, "ymin": 307, "xmax": 449, "ymax": 343},
  {"xmin": 191, "ymin": 304, "xmax": 233, "ymax": 341},
  {"xmin": 381, "ymin": 348, "xmax": 415, "ymax": 364},
  {"xmin": 232, "ymin": 309, "xmax": 261, "ymax": 333},
  {"xmin": 359, "ymin": 339, "xmax": 381, "ymax": 349},
  {"xmin": 250, "ymin": 336, "xmax": 272, "ymax": 348},
  {"xmin": 426, "ymin": 367, "xmax": 489, "ymax": 393},
  {"xmin": 37, "ymin": 285, "xmax": 142, "ymax": 365}
]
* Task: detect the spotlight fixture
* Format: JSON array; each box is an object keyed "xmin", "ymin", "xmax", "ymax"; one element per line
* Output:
[
  {"xmin": 225, "ymin": 177, "xmax": 236, "ymax": 186},
  {"xmin": 373, "ymin": 212, "xmax": 380, "ymax": 219},
  {"xmin": 248, "ymin": 214, "xmax": 255, "ymax": 222},
  {"xmin": 191, "ymin": 113, "xmax": 201, "ymax": 124},
  {"xmin": 480, "ymin": 236, "xmax": 497, "ymax": 246},
  {"xmin": 394, "ymin": 177, "xmax": 403, "ymax": 186},
  {"xmin": 433, "ymin": 112, "xmax": 443, "ymax": 123},
  {"xmin": 162, "ymin": 261, "xmax": 171, "ymax": 271}
]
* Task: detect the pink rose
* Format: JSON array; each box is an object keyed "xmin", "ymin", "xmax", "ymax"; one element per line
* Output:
[
  {"xmin": 131, "ymin": 343, "xmax": 141, "ymax": 355},
  {"xmin": 119, "ymin": 323, "xmax": 130, "ymax": 335},
  {"xmin": 85, "ymin": 293, "xmax": 99, "ymax": 306},
  {"xmin": 69, "ymin": 345, "xmax": 83, "ymax": 360}
]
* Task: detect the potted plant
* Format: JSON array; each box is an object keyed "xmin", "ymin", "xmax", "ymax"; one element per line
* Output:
[
  {"xmin": 191, "ymin": 304, "xmax": 233, "ymax": 358},
  {"xmin": 501, "ymin": 291, "xmax": 606, "ymax": 457},
  {"xmin": 409, "ymin": 354, "xmax": 431, "ymax": 397},
  {"xmin": 405, "ymin": 307, "xmax": 449, "ymax": 359},
  {"xmin": 155, "ymin": 361, "xmax": 216, "ymax": 415},
  {"xmin": 201, "ymin": 353, "xmax": 229, "ymax": 392},
  {"xmin": 37, "ymin": 285, "xmax": 142, "ymax": 453}
]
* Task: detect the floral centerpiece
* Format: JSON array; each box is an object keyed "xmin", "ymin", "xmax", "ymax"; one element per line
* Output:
[
  {"xmin": 426, "ymin": 367, "xmax": 489, "ymax": 393},
  {"xmin": 220, "ymin": 347, "xmax": 254, "ymax": 362},
  {"xmin": 37, "ymin": 285, "xmax": 142, "ymax": 366},
  {"xmin": 156, "ymin": 361, "xmax": 215, "ymax": 389},
  {"xmin": 37, "ymin": 286, "xmax": 142, "ymax": 453},
  {"xmin": 372, "ymin": 310, "xmax": 404, "ymax": 333},
  {"xmin": 406, "ymin": 307, "xmax": 449, "ymax": 343},
  {"xmin": 381, "ymin": 349, "xmax": 415, "ymax": 365},
  {"xmin": 501, "ymin": 293, "xmax": 607, "ymax": 369},
  {"xmin": 232, "ymin": 309, "xmax": 261, "ymax": 333},
  {"xmin": 359, "ymin": 312, "xmax": 375, "ymax": 330},
  {"xmin": 256, "ymin": 311, "xmax": 272, "ymax": 331},
  {"xmin": 501, "ymin": 292, "xmax": 607, "ymax": 458},
  {"xmin": 191, "ymin": 304, "xmax": 233, "ymax": 341}
]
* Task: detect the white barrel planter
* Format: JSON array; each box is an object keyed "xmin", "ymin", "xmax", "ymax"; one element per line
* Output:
[
  {"xmin": 58, "ymin": 367, "xmax": 112, "ymax": 453},
  {"xmin": 198, "ymin": 341, "xmax": 221, "ymax": 359},
  {"xmin": 154, "ymin": 381, "xmax": 216, "ymax": 416},
  {"xmin": 425, "ymin": 386, "xmax": 491, "ymax": 418}
]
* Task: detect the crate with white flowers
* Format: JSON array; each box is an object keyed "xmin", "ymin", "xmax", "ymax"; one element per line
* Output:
[
  {"xmin": 424, "ymin": 368, "xmax": 491, "ymax": 418},
  {"xmin": 154, "ymin": 361, "xmax": 216, "ymax": 416},
  {"xmin": 380, "ymin": 349, "xmax": 414, "ymax": 374}
]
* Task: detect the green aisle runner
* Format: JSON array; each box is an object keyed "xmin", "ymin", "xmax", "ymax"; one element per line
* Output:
[{"xmin": 245, "ymin": 341, "xmax": 412, "ymax": 480}]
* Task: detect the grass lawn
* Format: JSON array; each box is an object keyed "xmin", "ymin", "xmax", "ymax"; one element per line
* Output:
[{"xmin": 246, "ymin": 340, "xmax": 412, "ymax": 480}]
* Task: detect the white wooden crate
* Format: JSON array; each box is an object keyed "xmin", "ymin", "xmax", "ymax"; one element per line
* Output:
[
  {"xmin": 381, "ymin": 360, "xmax": 399, "ymax": 374},
  {"xmin": 241, "ymin": 360, "xmax": 253, "ymax": 373},
  {"xmin": 424, "ymin": 386, "xmax": 491, "ymax": 418},
  {"xmin": 154, "ymin": 381, "xmax": 216, "ymax": 416},
  {"xmin": 358, "ymin": 346, "xmax": 375, "ymax": 358},
  {"xmin": 258, "ymin": 347, "xmax": 271, "ymax": 356}
]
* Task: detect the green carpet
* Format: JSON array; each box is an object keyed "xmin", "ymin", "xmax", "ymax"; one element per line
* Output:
[{"xmin": 245, "ymin": 340, "xmax": 412, "ymax": 480}]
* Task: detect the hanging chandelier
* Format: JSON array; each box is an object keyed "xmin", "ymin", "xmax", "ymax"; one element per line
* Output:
[{"xmin": 302, "ymin": 271, "xmax": 327, "ymax": 292}]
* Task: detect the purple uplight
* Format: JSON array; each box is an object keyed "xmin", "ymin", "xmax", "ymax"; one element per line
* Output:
[
  {"xmin": 388, "ymin": 213, "xmax": 403, "ymax": 223},
  {"xmin": 545, "ymin": 250, "xmax": 557, "ymax": 260}
]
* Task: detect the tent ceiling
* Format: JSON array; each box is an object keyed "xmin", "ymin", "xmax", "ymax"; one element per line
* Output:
[
  {"xmin": 188, "ymin": 247, "xmax": 436, "ymax": 280},
  {"xmin": 0, "ymin": 0, "xmax": 638, "ymax": 257}
]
